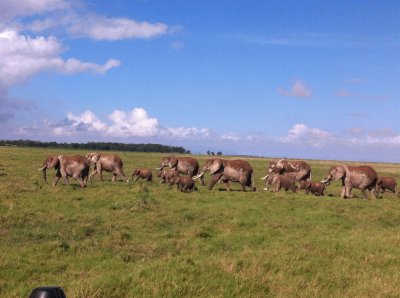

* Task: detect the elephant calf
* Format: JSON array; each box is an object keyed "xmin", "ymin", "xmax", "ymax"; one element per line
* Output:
[
  {"xmin": 376, "ymin": 177, "xmax": 398, "ymax": 197},
  {"xmin": 171, "ymin": 176, "xmax": 196, "ymax": 192},
  {"xmin": 157, "ymin": 168, "xmax": 179, "ymax": 184},
  {"xmin": 131, "ymin": 168, "xmax": 153, "ymax": 182},
  {"xmin": 269, "ymin": 174, "xmax": 297, "ymax": 193},
  {"xmin": 300, "ymin": 180, "xmax": 325, "ymax": 196}
]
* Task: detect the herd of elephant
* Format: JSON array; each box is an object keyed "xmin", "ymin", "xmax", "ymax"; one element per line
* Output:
[{"xmin": 38, "ymin": 153, "xmax": 399, "ymax": 199}]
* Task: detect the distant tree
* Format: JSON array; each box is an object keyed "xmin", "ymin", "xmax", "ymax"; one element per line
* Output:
[
  {"xmin": 207, "ymin": 150, "xmax": 211, "ymax": 155},
  {"xmin": 0, "ymin": 140, "xmax": 189, "ymax": 154},
  {"xmin": 211, "ymin": 152, "xmax": 215, "ymax": 155},
  {"xmin": 217, "ymin": 151, "xmax": 223, "ymax": 156}
]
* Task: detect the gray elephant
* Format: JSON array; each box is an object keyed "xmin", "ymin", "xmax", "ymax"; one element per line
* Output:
[
  {"xmin": 131, "ymin": 168, "xmax": 153, "ymax": 182},
  {"xmin": 262, "ymin": 159, "xmax": 311, "ymax": 190},
  {"xmin": 194, "ymin": 158, "xmax": 256, "ymax": 191},
  {"xmin": 38, "ymin": 155, "xmax": 90, "ymax": 188},
  {"xmin": 299, "ymin": 180, "xmax": 325, "ymax": 196},
  {"xmin": 86, "ymin": 152, "xmax": 127, "ymax": 182},
  {"xmin": 376, "ymin": 177, "xmax": 398, "ymax": 197},
  {"xmin": 321, "ymin": 165, "xmax": 378, "ymax": 199},
  {"xmin": 171, "ymin": 176, "xmax": 196, "ymax": 192},
  {"xmin": 268, "ymin": 173, "xmax": 297, "ymax": 193},
  {"xmin": 157, "ymin": 168, "xmax": 180, "ymax": 184},
  {"xmin": 157, "ymin": 156, "xmax": 205, "ymax": 186}
]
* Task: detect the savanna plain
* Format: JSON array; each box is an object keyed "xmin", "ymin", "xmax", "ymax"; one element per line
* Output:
[{"xmin": 1, "ymin": 147, "xmax": 400, "ymax": 297}]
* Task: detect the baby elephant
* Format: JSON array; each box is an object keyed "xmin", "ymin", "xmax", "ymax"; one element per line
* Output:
[
  {"xmin": 131, "ymin": 168, "xmax": 153, "ymax": 182},
  {"xmin": 300, "ymin": 180, "xmax": 325, "ymax": 196},
  {"xmin": 171, "ymin": 176, "xmax": 196, "ymax": 192},
  {"xmin": 157, "ymin": 168, "xmax": 179, "ymax": 184},
  {"xmin": 376, "ymin": 177, "xmax": 398, "ymax": 197},
  {"xmin": 269, "ymin": 174, "xmax": 297, "ymax": 193}
]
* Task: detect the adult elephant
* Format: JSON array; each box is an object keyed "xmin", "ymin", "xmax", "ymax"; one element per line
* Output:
[
  {"xmin": 86, "ymin": 152, "xmax": 127, "ymax": 182},
  {"xmin": 156, "ymin": 155, "xmax": 205, "ymax": 186},
  {"xmin": 38, "ymin": 155, "xmax": 90, "ymax": 188},
  {"xmin": 261, "ymin": 159, "xmax": 311, "ymax": 190},
  {"xmin": 194, "ymin": 158, "xmax": 256, "ymax": 191},
  {"xmin": 321, "ymin": 165, "xmax": 378, "ymax": 199}
]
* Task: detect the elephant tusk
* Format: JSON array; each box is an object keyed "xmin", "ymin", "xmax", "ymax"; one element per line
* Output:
[
  {"xmin": 193, "ymin": 171, "xmax": 205, "ymax": 180},
  {"xmin": 155, "ymin": 167, "xmax": 163, "ymax": 171},
  {"xmin": 38, "ymin": 166, "xmax": 47, "ymax": 171},
  {"xmin": 320, "ymin": 178, "xmax": 331, "ymax": 186},
  {"xmin": 260, "ymin": 174, "xmax": 270, "ymax": 180}
]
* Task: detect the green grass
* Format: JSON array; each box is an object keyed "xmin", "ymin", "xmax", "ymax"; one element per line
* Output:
[{"xmin": 1, "ymin": 147, "xmax": 400, "ymax": 297}]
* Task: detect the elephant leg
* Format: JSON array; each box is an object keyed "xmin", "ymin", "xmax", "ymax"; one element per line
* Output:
[
  {"xmin": 90, "ymin": 169, "xmax": 98, "ymax": 180},
  {"xmin": 360, "ymin": 189, "xmax": 368, "ymax": 199},
  {"xmin": 264, "ymin": 180, "xmax": 269, "ymax": 191},
  {"xmin": 115, "ymin": 169, "xmax": 127, "ymax": 182},
  {"xmin": 239, "ymin": 177, "xmax": 247, "ymax": 192},
  {"xmin": 370, "ymin": 187, "xmax": 377, "ymax": 199},
  {"xmin": 53, "ymin": 170, "xmax": 62, "ymax": 186},
  {"xmin": 200, "ymin": 175, "xmax": 205, "ymax": 186},
  {"xmin": 274, "ymin": 180, "xmax": 281, "ymax": 192},
  {"xmin": 344, "ymin": 182, "xmax": 353, "ymax": 198},
  {"xmin": 59, "ymin": 169, "xmax": 69, "ymax": 186},
  {"xmin": 375, "ymin": 185, "xmax": 382, "ymax": 198},
  {"xmin": 340, "ymin": 186, "xmax": 346, "ymax": 198},
  {"xmin": 208, "ymin": 173, "xmax": 223, "ymax": 190},
  {"xmin": 76, "ymin": 176, "xmax": 86, "ymax": 188},
  {"xmin": 220, "ymin": 179, "xmax": 229, "ymax": 191}
]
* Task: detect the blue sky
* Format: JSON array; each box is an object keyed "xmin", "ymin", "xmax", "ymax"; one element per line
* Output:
[{"xmin": 1, "ymin": 0, "xmax": 399, "ymax": 162}]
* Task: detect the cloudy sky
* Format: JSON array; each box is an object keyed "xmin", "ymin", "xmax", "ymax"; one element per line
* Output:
[{"xmin": 1, "ymin": 0, "xmax": 399, "ymax": 162}]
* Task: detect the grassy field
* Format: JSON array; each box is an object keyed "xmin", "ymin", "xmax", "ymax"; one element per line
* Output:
[{"xmin": 1, "ymin": 147, "xmax": 400, "ymax": 297}]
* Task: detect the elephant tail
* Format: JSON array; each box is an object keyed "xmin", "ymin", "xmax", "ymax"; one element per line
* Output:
[{"xmin": 251, "ymin": 171, "xmax": 256, "ymax": 192}]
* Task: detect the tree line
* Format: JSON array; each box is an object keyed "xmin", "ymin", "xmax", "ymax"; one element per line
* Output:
[{"xmin": 0, "ymin": 140, "xmax": 190, "ymax": 154}]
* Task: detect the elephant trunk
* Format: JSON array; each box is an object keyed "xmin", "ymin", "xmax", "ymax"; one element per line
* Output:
[{"xmin": 39, "ymin": 165, "xmax": 48, "ymax": 182}]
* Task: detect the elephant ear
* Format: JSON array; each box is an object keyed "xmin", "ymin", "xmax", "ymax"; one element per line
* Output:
[
  {"xmin": 342, "ymin": 165, "xmax": 350, "ymax": 177},
  {"xmin": 48, "ymin": 156, "xmax": 60, "ymax": 168},
  {"xmin": 276, "ymin": 160, "xmax": 285, "ymax": 173},
  {"xmin": 332, "ymin": 165, "xmax": 346, "ymax": 179},
  {"xmin": 210, "ymin": 159, "xmax": 223, "ymax": 175},
  {"xmin": 168, "ymin": 156, "xmax": 178, "ymax": 168},
  {"xmin": 92, "ymin": 153, "xmax": 101, "ymax": 162}
]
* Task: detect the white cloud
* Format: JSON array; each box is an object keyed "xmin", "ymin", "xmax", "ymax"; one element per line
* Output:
[
  {"xmin": 279, "ymin": 123, "xmax": 332, "ymax": 148},
  {"xmin": 48, "ymin": 108, "xmax": 213, "ymax": 141},
  {"xmin": 278, "ymin": 80, "xmax": 312, "ymax": 98},
  {"xmin": 0, "ymin": 29, "xmax": 120, "ymax": 89},
  {"xmin": 107, "ymin": 108, "xmax": 160, "ymax": 137},
  {"xmin": 52, "ymin": 111, "xmax": 107, "ymax": 136},
  {"xmin": 220, "ymin": 133, "xmax": 240, "ymax": 141},
  {"xmin": 68, "ymin": 15, "xmax": 168, "ymax": 40},
  {"xmin": 0, "ymin": 0, "xmax": 69, "ymax": 23},
  {"xmin": 161, "ymin": 127, "xmax": 212, "ymax": 139}
]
